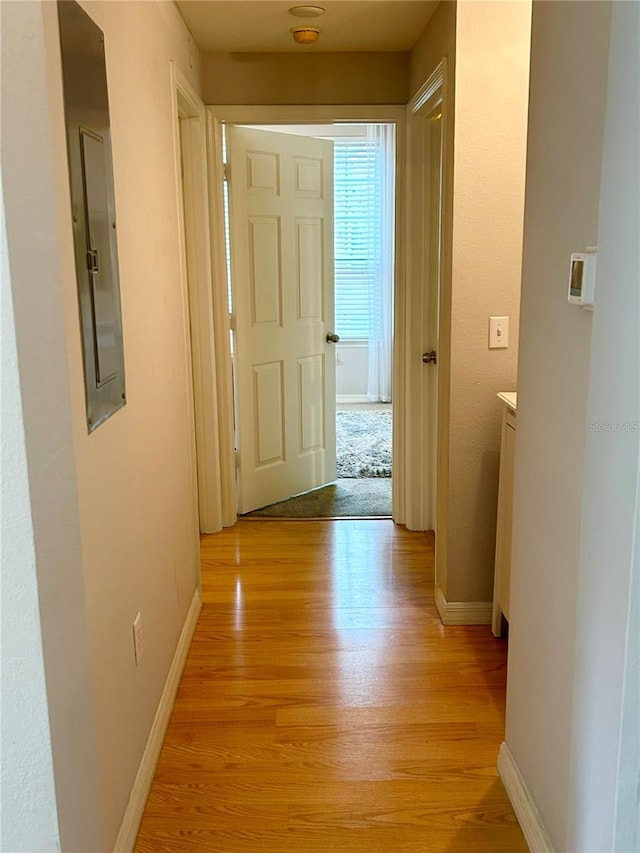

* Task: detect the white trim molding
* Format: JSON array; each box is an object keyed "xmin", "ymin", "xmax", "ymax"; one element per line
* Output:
[
  {"xmin": 400, "ymin": 58, "xmax": 448, "ymax": 534},
  {"xmin": 408, "ymin": 60, "xmax": 446, "ymax": 115},
  {"xmin": 336, "ymin": 395, "xmax": 369, "ymax": 404},
  {"xmin": 435, "ymin": 585, "xmax": 492, "ymax": 625},
  {"xmin": 498, "ymin": 742, "xmax": 555, "ymax": 853},
  {"xmin": 205, "ymin": 112, "xmax": 237, "ymax": 528},
  {"xmin": 171, "ymin": 63, "xmax": 224, "ymax": 535},
  {"xmin": 113, "ymin": 590, "xmax": 202, "ymax": 853},
  {"xmin": 208, "ymin": 104, "xmax": 405, "ymax": 125}
]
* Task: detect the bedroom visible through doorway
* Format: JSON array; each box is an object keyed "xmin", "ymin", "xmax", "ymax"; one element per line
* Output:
[{"xmin": 224, "ymin": 122, "xmax": 395, "ymax": 518}]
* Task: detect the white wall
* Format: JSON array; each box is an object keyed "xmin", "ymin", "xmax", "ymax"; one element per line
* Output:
[
  {"xmin": 1, "ymin": 186, "xmax": 60, "ymax": 853},
  {"xmin": 47, "ymin": 1, "xmax": 202, "ymax": 845},
  {"xmin": 616, "ymin": 534, "xmax": 639, "ymax": 851},
  {"xmin": 406, "ymin": 1, "xmax": 530, "ymax": 579},
  {"xmin": 1, "ymin": 3, "xmax": 104, "ymax": 849},
  {"xmin": 336, "ymin": 343, "xmax": 368, "ymax": 401},
  {"xmin": 567, "ymin": 2, "xmax": 639, "ymax": 849},
  {"xmin": 201, "ymin": 51, "xmax": 409, "ymax": 105},
  {"xmin": 409, "ymin": 0, "xmax": 456, "ymax": 97},
  {"xmin": 504, "ymin": 2, "xmax": 620, "ymax": 850},
  {"xmin": 2, "ymin": 1, "xmax": 204, "ymax": 849},
  {"xmin": 443, "ymin": 0, "xmax": 531, "ymax": 602}
]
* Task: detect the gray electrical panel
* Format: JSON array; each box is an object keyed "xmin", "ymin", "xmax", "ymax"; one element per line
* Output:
[{"xmin": 58, "ymin": 0, "xmax": 126, "ymax": 432}]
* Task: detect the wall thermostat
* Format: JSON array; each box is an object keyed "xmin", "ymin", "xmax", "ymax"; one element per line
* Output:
[{"xmin": 568, "ymin": 248, "xmax": 597, "ymax": 309}]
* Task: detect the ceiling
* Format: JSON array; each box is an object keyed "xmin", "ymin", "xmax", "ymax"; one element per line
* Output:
[{"xmin": 176, "ymin": 1, "xmax": 439, "ymax": 53}]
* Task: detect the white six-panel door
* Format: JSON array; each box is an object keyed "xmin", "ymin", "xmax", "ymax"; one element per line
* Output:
[{"xmin": 227, "ymin": 127, "xmax": 336, "ymax": 513}]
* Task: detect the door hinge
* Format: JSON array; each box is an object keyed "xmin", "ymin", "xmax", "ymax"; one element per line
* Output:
[
  {"xmin": 229, "ymin": 312, "xmax": 236, "ymax": 331},
  {"xmin": 234, "ymin": 448, "xmax": 240, "ymax": 469},
  {"xmin": 223, "ymin": 162, "xmax": 231, "ymax": 182}
]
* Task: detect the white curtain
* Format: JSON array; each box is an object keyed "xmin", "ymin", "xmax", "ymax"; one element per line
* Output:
[{"xmin": 367, "ymin": 124, "xmax": 395, "ymax": 403}]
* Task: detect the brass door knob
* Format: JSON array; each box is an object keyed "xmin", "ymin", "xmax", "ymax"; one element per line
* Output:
[
  {"xmin": 326, "ymin": 333, "xmax": 340, "ymax": 343},
  {"xmin": 422, "ymin": 350, "xmax": 437, "ymax": 364}
]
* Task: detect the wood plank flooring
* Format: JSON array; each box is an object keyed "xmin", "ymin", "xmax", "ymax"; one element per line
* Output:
[{"xmin": 134, "ymin": 520, "xmax": 526, "ymax": 852}]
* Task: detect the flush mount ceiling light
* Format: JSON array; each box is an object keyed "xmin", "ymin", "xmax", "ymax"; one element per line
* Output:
[
  {"xmin": 291, "ymin": 26, "xmax": 321, "ymax": 45},
  {"xmin": 288, "ymin": 5, "xmax": 325, "ymax": 18}
]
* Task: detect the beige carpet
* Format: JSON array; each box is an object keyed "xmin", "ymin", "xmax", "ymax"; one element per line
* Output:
[{"xmin": 243, "ymin": 478, "xmax": 392, "ymax": 518}]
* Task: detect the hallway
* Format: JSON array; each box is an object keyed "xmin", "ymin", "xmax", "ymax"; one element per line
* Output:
[{"xmin": 134, "ymin": 521, "xmax": 525, "ymax": 851}]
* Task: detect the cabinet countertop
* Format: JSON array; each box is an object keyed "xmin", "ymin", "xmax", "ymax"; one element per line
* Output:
[{"xmin": 497, "ymin": 391, "xmax": 517, "ymax": 412}]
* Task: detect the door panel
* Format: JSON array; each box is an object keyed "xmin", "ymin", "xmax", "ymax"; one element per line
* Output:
[
  {"xmin": 298, "ymin": 354, "xmax": 326, "ymax": 453},
  {"xmin": 296, "ymin": 218, "xmax": 324, "ymax": 320},
  {"xmin": 248, "ymin": 217, "xmax": 282, "ymax": 325},
  {"xmin": 228, "ymin": 127, "xmax": 335, "ymax": 513},
  {"xmin": 252, "ymin": 361, "xmax": 285, "ymax": 467}
]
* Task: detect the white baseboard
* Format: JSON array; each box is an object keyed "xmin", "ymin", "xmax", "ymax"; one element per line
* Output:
[
  {"xmin": 113, "ymin": 589, "xmax": 202, "ymax": 853},
  {"xmin": 435, "ymin": 585, "xmax": 492, "ymax": 625},
  {"xmin": 336, "ymin": 394, "xmax": 369, "ymax": 403},
  {"xmin": 497, "ymin": 742, "xmax": 555, "ymax": 853}
]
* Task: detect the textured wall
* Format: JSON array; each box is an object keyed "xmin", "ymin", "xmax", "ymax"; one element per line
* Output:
[
  {"xmin": 41, "ymin": 1, "xmax": 203, "ymax": 847},
  {"xmin": 409, "ymin": 0, "xmax": 456, "ymax": 96},
  {"xmin": 201, "ymin": 51, "xmax": 410, "ymax": 105},
  {"xmin": 504, "ymin": 2, "xmax": 612, "ymax": 849},
  {"xmin": 1, "ymin": 2, "xmax": 103, "ymax": 849},
  {"xmin": 567, "ymin": 5, "xmax": 639, "ymax": 843},
  {"xmin": 1, "ymin": 180, "xmax": 61, "ymax": 853}
]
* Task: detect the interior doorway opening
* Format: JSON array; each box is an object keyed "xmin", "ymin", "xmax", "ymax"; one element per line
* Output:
[{"xmin": 222, "ymin": 121, "xmax": 396, "ymax": 518}]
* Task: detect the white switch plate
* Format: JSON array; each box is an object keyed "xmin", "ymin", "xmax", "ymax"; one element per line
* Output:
[
  {"xmin": 489, "ymin": 316, "xmax": 509, "ymax": 349},
  {"xmin": 133, "ymin": 612, "xmax": 143, "ymax": 666}
]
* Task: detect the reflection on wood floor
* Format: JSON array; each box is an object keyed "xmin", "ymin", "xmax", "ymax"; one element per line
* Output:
[{"xmin": 134, "ymin": 520, "xmax": 526, "ymax": 852}]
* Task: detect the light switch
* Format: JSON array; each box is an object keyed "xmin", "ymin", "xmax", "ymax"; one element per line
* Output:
[{"xmin": 489, "ymin": 316, "xmax": 509, "ymax": 349}]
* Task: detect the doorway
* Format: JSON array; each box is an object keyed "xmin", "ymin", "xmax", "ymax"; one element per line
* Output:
[
  {"xmin": 206, "ymin": 103, "xmax": 440, "ymax": 532},
  {"xmin": 223, "ymin": 121, "xmax": 395, "ymax": 518}
]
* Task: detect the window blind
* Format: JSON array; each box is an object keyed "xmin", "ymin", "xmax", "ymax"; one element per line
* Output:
[{"xmin": 334, "ymin": 138, "xmax": 382, "ymax": 340}]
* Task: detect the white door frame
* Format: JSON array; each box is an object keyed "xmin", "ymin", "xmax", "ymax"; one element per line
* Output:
[
  {"xmin": 171, "ymin": 64, "xmax": 223, "ymax": 536},
  {"xmin": 405, "ymin": 62, "xmax": 448, "ymax": 541},
  {"xmin": 206, "ymin": 103, "xmax": 435, "ymax": 526}
]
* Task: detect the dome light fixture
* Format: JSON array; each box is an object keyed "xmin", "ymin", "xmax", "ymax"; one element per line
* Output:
[
  {"xmin": 291, "ymin": 26, "xmax": 321, "ymax": 45},
  {"xmin": 288, "ymin": 5, "xmax": 325, "ymax": 18}
]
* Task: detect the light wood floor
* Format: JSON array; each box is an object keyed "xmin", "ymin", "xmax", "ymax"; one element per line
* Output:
[{"xmin": 134, "ymin": 520, "xmax": 526, "ymax": 852}]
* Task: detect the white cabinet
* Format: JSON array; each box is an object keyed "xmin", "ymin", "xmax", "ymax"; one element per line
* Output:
[{"xmin": 492, "ymin": 393, "xmax": 517, "ymax": 638}]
